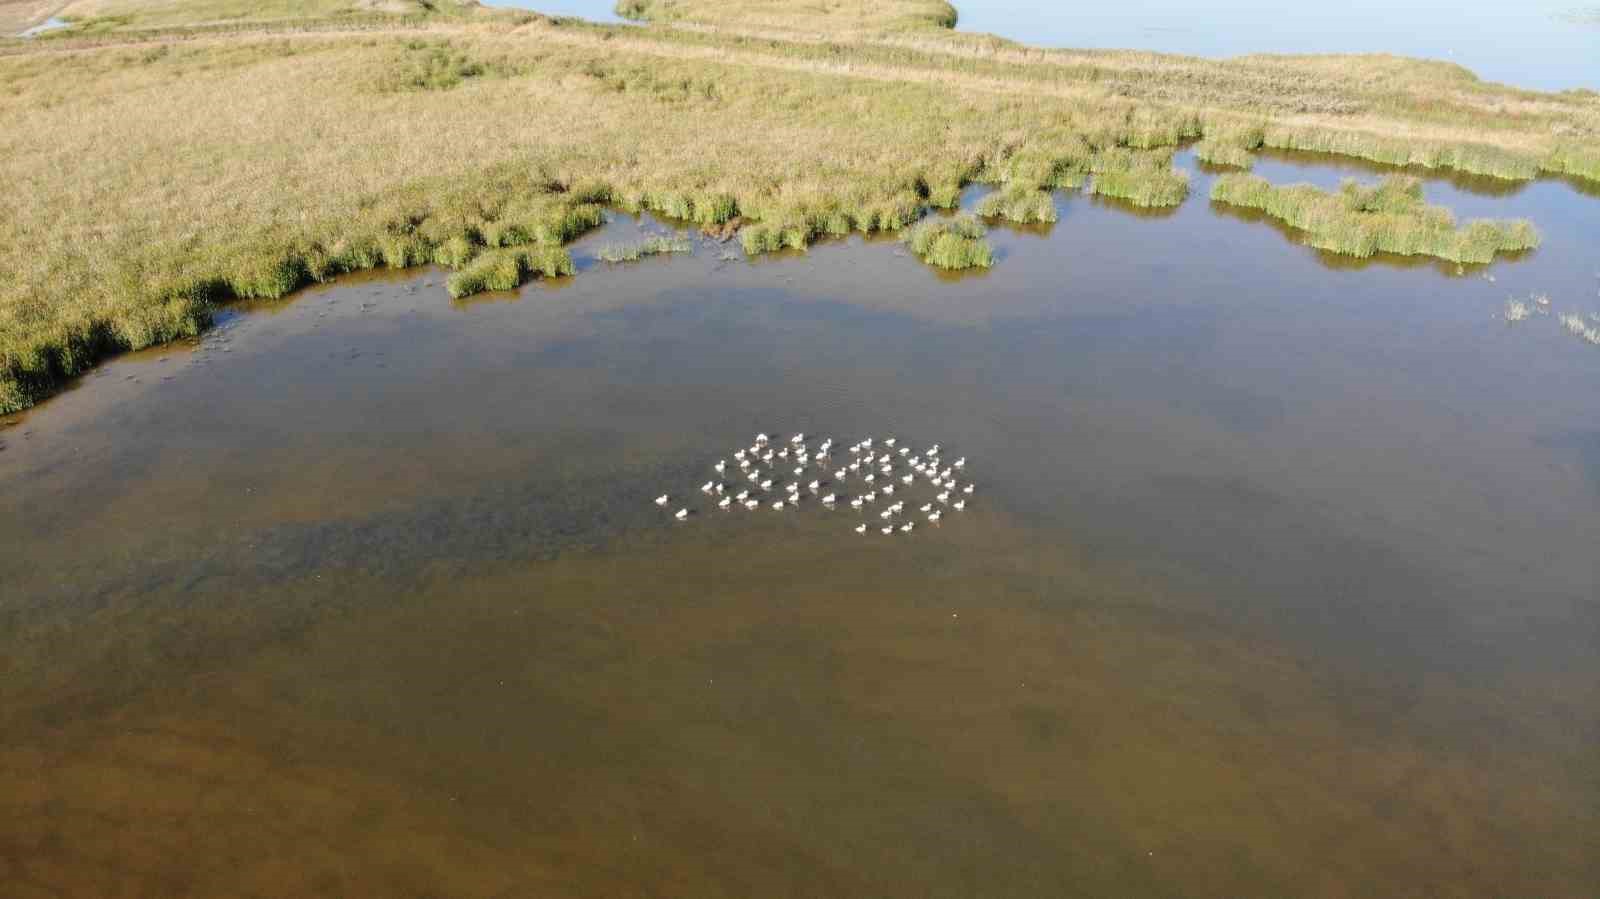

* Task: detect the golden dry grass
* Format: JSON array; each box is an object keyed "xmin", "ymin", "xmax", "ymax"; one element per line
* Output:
[{"xmin": 1, "ymin": 0, "xmax": 1597, "ymax": 411}]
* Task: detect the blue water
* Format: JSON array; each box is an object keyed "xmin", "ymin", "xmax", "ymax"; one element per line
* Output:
[{"xmin": 954, "ymin": 0, "xmax": 1599, "ymax": 91}]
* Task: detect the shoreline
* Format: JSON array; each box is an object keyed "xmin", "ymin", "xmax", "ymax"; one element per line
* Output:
[{"xmin": 2, "ymin": 0, "xmax": 1596, "ymax": 413}]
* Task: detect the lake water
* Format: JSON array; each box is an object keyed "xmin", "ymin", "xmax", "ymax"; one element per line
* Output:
[
  {"xmin": 954, "ymin": 0, "xmax": 1599, "ymax": 91},
  {"xmin": 2, "ymin": 153, "xmax": 1598, "ymax": 896},
  {"xmin": 485, "ymin": 0, "xmax": 1599, "ymax": 91}
]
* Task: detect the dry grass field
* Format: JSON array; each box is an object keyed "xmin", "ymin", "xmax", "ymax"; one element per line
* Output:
[{"xmin": 1, "ymin": 0, "xmax": 1597, "ymax": 412}]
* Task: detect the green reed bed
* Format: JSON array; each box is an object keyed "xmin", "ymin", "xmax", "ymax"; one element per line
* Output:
[
  {"xmin": 901, "ymin": 215, "xmax": 994, "ymax": 270},
  {"xmin": 1193, "ymin": 139, "xmax": 1256, "ymax": 169},
  {"xmin": 975, "ymin": 183, "xmax": 1057, "ymax": 223},
  {"xmin": 1089, "ymin": 167, "xmax": 1190, "ymax": 207},
  {"xmin": 597, "ymin": 235, "xmax": 693, "ymax": 263},
  {"xmin": 1210, "ymin": 173, "xmax": 1540, "ymax": 263}
]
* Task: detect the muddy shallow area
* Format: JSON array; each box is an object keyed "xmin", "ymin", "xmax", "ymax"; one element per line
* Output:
[{"xmin": 2, "ymin": 153, "xmax": 1597, "ymax": 896}]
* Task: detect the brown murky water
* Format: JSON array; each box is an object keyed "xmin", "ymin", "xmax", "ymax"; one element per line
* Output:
[{"xmin": 2, "ymin": 153, "xmax": 1598, "ymax": 896}]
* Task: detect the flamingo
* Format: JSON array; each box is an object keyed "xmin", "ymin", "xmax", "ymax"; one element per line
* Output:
[
  {"xmin": 675, "ymin": 508, "xmax": 689, "ymax": 520},
  {"xmin": 655, "ymin": 495, "xmax": 669, "ymax": 507}
]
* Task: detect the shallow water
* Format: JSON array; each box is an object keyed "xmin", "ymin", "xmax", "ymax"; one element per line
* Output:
[
  {"xmin": 2, "ymin": 154, "xmax": 1598, "ymax": 896},
  {"xmin": 955, "ymin": 0, "xmax": 1599, "ymax": 91}
]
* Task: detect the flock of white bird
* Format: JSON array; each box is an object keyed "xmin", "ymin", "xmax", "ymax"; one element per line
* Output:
[{"xmin": 655, "ymin": 432, "xmax": 974, "ymax": 535}]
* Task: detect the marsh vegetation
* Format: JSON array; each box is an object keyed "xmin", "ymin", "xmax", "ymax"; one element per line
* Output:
[
  {"xmin": 597, "ymin": 235, "xmax": 693, "ymax": 263},
  {"xmin": 1209, "ymin": 174, "xmax": 1540, "ymax": 263},
  {"xmin": 1, "ymin": 0, "xmax": 1597, "ymax": 411},
  {"xmin": 901, "ymin": 215, "xmax": 994, "ymax": 270}
]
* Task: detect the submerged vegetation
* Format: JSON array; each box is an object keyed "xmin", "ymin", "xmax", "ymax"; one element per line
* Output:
[
  {"xmin": 902, "ymin": 216, "xmax": 994, "ymax": 270},
  {"xmin": 1, "ymin": 0, "xmax": 1597, "ymax": 411},
  {"xmin": 597, "ymin": 235, "xmax": 693, "ymax": 263},
  {"xmin": 1209, "ymin": 174, "xmax": 1540, "ymax": 263}
]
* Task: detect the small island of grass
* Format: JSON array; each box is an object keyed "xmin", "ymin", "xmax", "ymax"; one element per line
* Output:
[
  {"xmin": 1210, "ymin": 173, "xmax": 1540, "ymax": 263},
  {"xmin": 902, "ymin": 216, "xmax": 994, "ymax": 270}
]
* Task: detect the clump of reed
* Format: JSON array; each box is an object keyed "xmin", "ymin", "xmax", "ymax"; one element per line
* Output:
[
  {"xmin": 446, "ymin": 245, "xmax": 573, "ymax": 297},
  {"xmin": 1559, "ymin": 312, "xmax": 1600, "ymax": 346},
  {"xmin": 900, "ymin": 215, "xmax": 993, "ymax": 270},
  {"xmin": 975, "ymin": 183, "xmax": 1057, "ymax": 224},
  {"xmin": 1193, "ymin": 140, "xmax": 1256, "ymax": 169},
  {"xmin": 597, "ymin": 235, "xmax": 693, "ymax": 263},
  {"xmin": 1210, "ymin": 173, "xmax": 1540, "ymax": 263},
  {"xmin": 1089, "ymin": 162, "xmax": 1190, "ymax": 207}
]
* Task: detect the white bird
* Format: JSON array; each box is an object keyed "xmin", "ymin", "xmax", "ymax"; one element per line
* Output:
[
  {"xmin": 880, "ymin": 465, "xmax": 892, "ymax": 474},
  {"xmin": 787, "ymin": 493, "xmax": 800, "ymax": 504},
  {"xmin": 910, "ymin": 456, "xmax": 922, "ymax": 466},
  {"xmin": 929, "ymin": 444, "xmax": 940, "ymax": 454},
  {"xmin": 929, "ymin": 477, "xmax": 943, "ymax": 488},
  {"xmin": 655, "ymin": 495, "xmax": 669, "ymax": 506},
  {"xmin": 928, "ymin": 510, "xmax": 942, "ymax": 523},
  {"xmin": 760, "ymin": 479, "xmax": 773, "ymax": 491},
  {"xmin": 953, "ymin": 500, "xmax": 966, "ymax": 511},
  {"xmin": 791, "ymin": 433, "xmax": 805, "ymax": 444},
  {"xmin": 820, "ymin": 439, "xmax": 832, "ymax": 453},
  {"xmin": 850, "ymin": 498, "xmax": 864, "ymax": 510},
  {"xmin": 786, "ymin": 482, "xmax": 799, "ymax": 493},
  {"xmin": 777, "ymin": 447, "xmax": 789, "ymax": 459},
  {"xmin": 920, "ymin": 503, "xmax": 933, "ymax": 513},
  {"xmin": 881, "ymin": 510, "xmax": 894, "ymax": 520},
  {"xmin": 757, "ymin": 433, "xmax": 769, "ymax": 445},
  {"xmin": 901, "ymin": 474, "xmax": 914, "ymax": 485},
  {"xmin": 734, "ymin": 449, "xmax": 746, "ymax": 460},
  {"xmin": 936, "ymin": 491, "xmax": 950, "ymax": 504},
  {"xmin": 771, "ymin": 500, "xmax": 785, "ymax": 511},
  {"xmin": 736, "ymin": 490, "xmax": 750, "ymax": 501},
  {"xmin": 941, "ymin": 468, "xmax": 953, "ymax": 480},
  {"xmin": 798, "ymin": 453, "xmax": 809, "ymax": 463},
  {"xmin": 954, "ymin": 458, "xmax": 966, "ymax": 469},
  {"xmin": 855, "ymin": 524, "xmax": 868, "ymax": 534},
  {"xmin": 740, "ymin": 458, "xmax": 752, "ymax": 469},
  {"xmin": 864, "ymin": 474, "xmax": 876, "ymax": 484},
  {"xmin": 747, "ymin": 471, "xmax": 760, "ymax": 483},
  {"xmin": 890, "ymin": 501, "xmax": 904, "ymax": 513},
  {"xmin": 849, "ymin": 462, "xmax": 861, "ymax": 473},
  {"xmin": 719, "ymin": 497, "xmax": 732, "ymax": 509},
  {"xmin": 762, "ymin": 451, "xmax": 773, "ymax": 463},
  {"xmin": 851, "ymin": 444, "xmax": 862, "ymax": 455},
  {"xmin": 714, "ymin": 460, "xmax": 726, "ymax": 474},
  {"xmin": 715, "ymin": 483, "xmax": 725, "ymax": 495},
  {"xmin": 864, "ymin": 491, "xmax": 877, "ymax": 502},
  {"xmin": 963, "ymin": 483, "xmax": 974, "ymax": 494},
  {"xmin": 899, "ymin": 522, "xmax": 914, "ymax": 534},
  {"xmin": 898, "ymin": 447, "xmax": 910, "ymax": 456},
  {"xmin": 835, "ymin": 469, "xmax": 848, "ymax": 480},
  {"xmin": 675, "ymin": 508, "xmax": 689, "ymax": 520},
  {"xmin": 881, "ymin": 526, "xmax": 894, "ymax": 535},
  {"xmin": 744, "ymin": 499, "xmax": 760, "ymax": 510},
  {"xmin": 793, "ymin": 467, "xmax": 804, "ymax": 477},
  {"xmin": 701, "ymin": 481, "xmax": 714, "ymax": 494},
  {"xmin": 808, "ymin": 480, "xmax": 820, "ymax": 492},
  {"xmin": 882, "ymin": 485, "xmax": 896, "ymax": 496},
  {"xmin": 822, "ymin": 493, "xmax": 837, "ymax": 504},
  {"xmin": 862, "ymin": 438, "xmax": 874, "ymax": 449}
]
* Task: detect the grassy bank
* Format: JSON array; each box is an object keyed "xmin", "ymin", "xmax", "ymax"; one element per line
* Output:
[
  {"xmin": 1209, "ymin": 173, "xmax": 1540, "ymax": 263},
  {"xmin": 1, "ymin": 0, "xmax": 1596, "ymax": 412}
]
